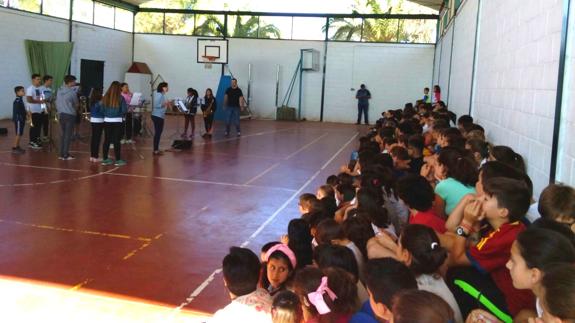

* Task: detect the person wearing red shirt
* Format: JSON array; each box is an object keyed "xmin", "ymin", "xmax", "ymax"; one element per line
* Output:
[
  {"xmin": 443, "ymin": 177, "xmax": 535, "ymax": 321},
  {"xmin": 396, "ymin": 174, "xmax": 447, "ymax": 234}
]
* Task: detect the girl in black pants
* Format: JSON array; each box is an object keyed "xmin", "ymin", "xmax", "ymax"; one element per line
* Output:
[
  {"xmin": 201, "ymin": 88, "xmax": 217, "ymax": 138},
  {"xmin": 89, "ymin": 89, "xmax": 104, "ymax": 162},
  {"xmin": 101, "ymin": 81, "xmax": 127, "ymax": 166}
]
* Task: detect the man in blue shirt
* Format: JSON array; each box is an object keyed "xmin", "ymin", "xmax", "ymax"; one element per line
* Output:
[{"xmin": 356, "ymin": 84, "xmax": 371, "ymax": 125}]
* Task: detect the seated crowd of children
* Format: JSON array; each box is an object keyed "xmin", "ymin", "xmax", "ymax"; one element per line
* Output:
[{"xmin": 210, "ymin": 100, "xmax": 575, "ymax": 323}]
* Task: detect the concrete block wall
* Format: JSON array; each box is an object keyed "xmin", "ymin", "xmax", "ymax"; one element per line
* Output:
[
  {"xmin": 447, "ymin": 0, "xmax": 478, "ymax": 117},
  {"xmin": 324, "ymin": 42, "xmax": 434, "ymax": 123},
  {"xmin": 134, "ymin": 34, "xmax": 434, "ymax": 123},
  {"xmin": 556, "ymin": 0, "xmax": 575, "ymax": 185},
  {"xmin": 434, "ymin": 0, "xmax": 565, "ymax": 196},
  {"xmin": 0, "ymin": 7, "xmax": 133, "ymax": 118}
]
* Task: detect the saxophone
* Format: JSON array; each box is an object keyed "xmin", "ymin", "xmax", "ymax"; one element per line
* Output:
[{"xmin": 80, "ymin": 96, "xmax": 90, "ymax": 121}]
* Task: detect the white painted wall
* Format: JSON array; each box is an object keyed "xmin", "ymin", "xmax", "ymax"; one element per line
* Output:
[
  {"xmin": 71, "ymin": 23, "xmax": 133, "ymax": 90},
  {"xmin": 0, "ymin": 7, "xmax": 133, "ymax": 119},
  {"xmin": 447, "ymin": 0, "xmax": 478, "ymax": 117},
  {"xmin": 324, "ymin": 42, "xmax": 434, "ymax": 123},
  {"xmin": 0, "ymin": 8, "xmax": 68, "ymax": 118},
  {"xmin": 434, "ymin": 0, "xmax": 565, "ymax": 196},
  {"xmin": 557, "ymin": 0, "xmax": 575, "ymax": 185},
  {"xmin": 438, "ymin": 23, "xmax": 453, "ymax": 104},
  {"xmin": 134, "ymin": 34, "xmax": 434, "ymax": 123}
]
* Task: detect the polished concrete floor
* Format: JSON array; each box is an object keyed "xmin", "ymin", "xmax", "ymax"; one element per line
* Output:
[{"xmin": 0, "ymin": 116, "xmax": 361, "ymax": 314}]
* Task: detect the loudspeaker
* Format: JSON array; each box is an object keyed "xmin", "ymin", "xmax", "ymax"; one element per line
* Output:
[
  {"xmin": 171, "ymin": 140, "xmax": 192, "ymax": 150},
  {"xmin": 0, "ymin": 128, "xmax": 7, "ymax": 135}
]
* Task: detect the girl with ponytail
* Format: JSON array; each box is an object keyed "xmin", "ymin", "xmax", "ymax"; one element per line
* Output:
[
  {"xmin": 434, "ymin": 147, "xmax": 478, "ymax": 216},
  {"xmin": 395, "ymin": 224, "xmax": 463, "ymax": 322},
  {"xmin": 489, "ymin": 145, "xmax": 526, "ymax": 173}
]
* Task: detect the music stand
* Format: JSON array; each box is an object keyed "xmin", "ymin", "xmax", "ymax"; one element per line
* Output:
[{"xmin": 169, "ymin": 99, "xmax": 188, "ymax": 139}]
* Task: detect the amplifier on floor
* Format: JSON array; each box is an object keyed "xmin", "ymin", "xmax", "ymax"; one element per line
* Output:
[
  {"xmin": 0, "ymin": 128, "xmax": 7, "ymax": 136},
  {"xmin": 171, "ymin": 140, "xmax": 192, "ymax": 150}
]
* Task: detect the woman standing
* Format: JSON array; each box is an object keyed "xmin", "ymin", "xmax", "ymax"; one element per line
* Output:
[
  {"xmin": 182, "ymin": 88, "xmax": 197, "ymax": 139},
  {"xmin": 89, "ymin": 88, "xmax": 104, "ymax": 162},
  {"xmin": 152, "ymin": 82, "xmax": 171, "ymax": 155},
  {"xmin": 101, "ymin": 81, "xmax": 127, "ymax": 166},
  {"xmin": 120, "ymin": 83, "xmax": 134, "ymax": 144},
  {"xmin": 201, "ymin": 88, "xmax": 217, "ymax": 138}
]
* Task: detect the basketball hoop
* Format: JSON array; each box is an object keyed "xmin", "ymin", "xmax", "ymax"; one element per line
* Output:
[{"xmin": 202, "ymin": 55, "xmax": 217, "ymax": 69}]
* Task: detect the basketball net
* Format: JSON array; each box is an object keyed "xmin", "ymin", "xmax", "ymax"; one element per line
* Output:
[{"xmin": 203, "ymin": 56, "xmax": 217, "ymax": 69}]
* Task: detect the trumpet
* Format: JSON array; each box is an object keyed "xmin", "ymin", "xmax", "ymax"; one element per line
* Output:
[
  {"xmin": 79, "ymin": 96, "xmax": 90, "ymax": 121},
  {"xmin": 28, "ymin": 114, "xmax": 34, "ymax": 128}
]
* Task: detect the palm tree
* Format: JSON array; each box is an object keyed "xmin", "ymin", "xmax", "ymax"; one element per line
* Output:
[
  {"xmin": 194, "ymin": 15, "xmax": 281, "ymax": 39},
  {"xmin": 327, "ymin": 0, "xmax": 422, "ymax": 42}
]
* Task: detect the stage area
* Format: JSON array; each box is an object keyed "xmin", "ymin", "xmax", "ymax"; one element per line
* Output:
[{"xmin": 0, "ymin": 117, "xmax": 361, "ymax": 314}]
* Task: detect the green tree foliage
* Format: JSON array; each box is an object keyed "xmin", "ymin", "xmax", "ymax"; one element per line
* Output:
[
  {"xmin": 327, "ymin": 0, "xmax": 434, "ymax": 43},
  {"xmin": 194, "ymin": 15, "xmax": 281, "ymax": 38}
]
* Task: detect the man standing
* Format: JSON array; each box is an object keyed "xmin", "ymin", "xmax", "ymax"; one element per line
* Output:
[
  {"xmin": 40, "ymin": 75, "xmax": 53, "ymax": 142},
  {"xmin": 56, "ymin": 75, "xmax": 79, "ymax": 160},
  {"xmin": 224, "ymin": 78, "xmax": 246, "ymax": 137},
  {"xmin": 355, "ymin": 84, "xmax": 371, "ymax": 125},
  {"xmin": 26, "ymin": 74, "xmax": 45, "ymax": 149}
]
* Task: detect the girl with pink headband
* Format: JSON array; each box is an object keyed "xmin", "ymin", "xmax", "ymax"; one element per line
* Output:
[
  {"xmin": 292, "ymin": 266, "xmax": 359, "ymax": 323},
  {"xmin": 261, "ymin": 243, "xmax": 297, "ymax": 297}
]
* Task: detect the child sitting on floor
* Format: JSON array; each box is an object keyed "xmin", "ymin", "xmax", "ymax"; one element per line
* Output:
[
  {"xmin": 443, "ymin": 177, "xmax": 535, "ymax": 320},
  {"xmin": 211, "ymin": 247, "xmax": 272, "ymax": 323},
  {"xmin": 261, "ymin": 243, "xmax": 297, "ymax": 297}
]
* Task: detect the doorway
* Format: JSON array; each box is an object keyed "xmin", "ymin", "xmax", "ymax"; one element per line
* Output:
[{"xmin": 80, "ymin": 59, "xmax": 104, "ymax": 97}]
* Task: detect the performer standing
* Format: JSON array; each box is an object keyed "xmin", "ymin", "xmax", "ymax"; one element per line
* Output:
[
  {"xmin": 40, "ymin": 75, "xmax": 53, "ymax": 142},
  {"xmin": 89, "ymin": 88, "xmax": 104, "ymax": 162},
  {"xmin": 120, "ymin": 83, "xmax": 135, "ymax": 144},
  {"xmin": 182, "ymin": 88, "xmax": 197, "ymax": 139},
  {"xmin": 355, "ymin": 84, "xmax": 371, "ymax": 125},
  {"xmin": 56, "ymin": 75, "xmax": 80, "ymax": 160},
  {"xmin": 224, "ymin": 78, "xmax": 246, "ymax": 137},
  {"xmin": 152, "ymin": 82, "xmax": 171, "ymax": 156},
  {"xmin": 25, "ymin": 74, "xmax": 45, "ymax": 149},
  {"xmin": 201, "ymin": 88, "xmax": 217, "ymax": 138},
  {"xmin": 101, "ymin": 81, "xmax": 127, "ymax": 166}
]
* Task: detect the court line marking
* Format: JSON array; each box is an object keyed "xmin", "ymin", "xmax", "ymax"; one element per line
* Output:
[
  {"xmin": 105, "ymin": 172, "xmax": 297, "ymax": 192},
  {"xmin": 0, "ymin": 167, "xmax": 119, "ymax": 188},
  {"xmin": 283, "ymin": 133, "xmax": 329, "ymax": 160},
  {"xmin": 0, "ymin": 219, "xmax": 152, "ymax": 242},
  {"xmin": 175, "ymin": 131, "xmax": 359, "ymax": 310},
  {"xmin": 0, "ymin": 162, "xmax": 84, "ymax": 172},
  {"xmin": 242, "ymin": 132, "xmax": 328, "ymax": 186},
  {"xmin": 70, "ymin": 206, "xmax": 210, "ymax": 292},
  {"xmin": 243, "ymin": 162, "xmax": 281, "ymax": 185}
]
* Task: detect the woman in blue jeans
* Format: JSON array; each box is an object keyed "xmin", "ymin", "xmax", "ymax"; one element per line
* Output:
[{"xmin": 152, "ymin": 82, "xmax": 171, "ymax": 155}]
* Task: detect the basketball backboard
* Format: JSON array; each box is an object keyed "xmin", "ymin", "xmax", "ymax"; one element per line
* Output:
[{"xmin": 197, "ymin": 39, "xmax": 229, "ymax": 65}]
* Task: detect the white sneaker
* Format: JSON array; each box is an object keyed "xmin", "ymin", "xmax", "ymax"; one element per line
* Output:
[
  {"xmin": 109, "ymin": 144, "xmax": 114, "ymax": 149},
  {"xmin": 120, "ymin": 139, "xmax": 127, "ymax": 144}
]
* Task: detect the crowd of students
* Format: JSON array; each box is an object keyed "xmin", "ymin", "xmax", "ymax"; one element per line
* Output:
[{"xmin": 210, "ymin": 92, "xmax": 575, "ymax": 323}]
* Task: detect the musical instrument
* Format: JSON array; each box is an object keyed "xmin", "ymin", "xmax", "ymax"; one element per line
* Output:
[
  {"xmin": 79, "ymin": 96, "xmax": 90, "ymax": 121},
  {"xmin": 203, "ymin": 98, "xmax": 214, "ymax": 118}
]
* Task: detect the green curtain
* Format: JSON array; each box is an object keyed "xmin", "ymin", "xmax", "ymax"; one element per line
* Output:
[{"xmin": 25, "ymin": 40, "xmax": 74, "ymax": 92}]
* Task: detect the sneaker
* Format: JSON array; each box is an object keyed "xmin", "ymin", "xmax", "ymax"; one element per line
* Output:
[
  {"xmin": 109, "ymin": 144, "xmax": 114, "ymax": 149},
  {"xmin": 237, "ymin": 132, "xmax": 241, "ymax": 137},
  {"xmin": 153, "ymin": 150, "xmax": 164, "ymax": 156},
  {"xmin": 101, "ymin": 159, "xmax": 114, "ymax": 166},
  {"xmin": 114, "ymin": 159, "xmax": 127, "ymax": 166},
  {"xmin": 120, "ymin": 139, "xmax": 127, "ymax": 144},
  {"xmin": 126, "ymin": 139, "xmax": 133, "ymax": 144},
  {"xmin": 224, "ymin": 132, "xmax": 230, "ymax": 138},
  {"xmin": 28, "ymin": 142, "xmax": 41, "ymax": 149},
  {"xmin": 58, "ymin": 156, "xmax": 65, "ymax": 160},
  {"xmin": 65, "ymin": 155, "xmax": 76, "ymax": 160}
]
